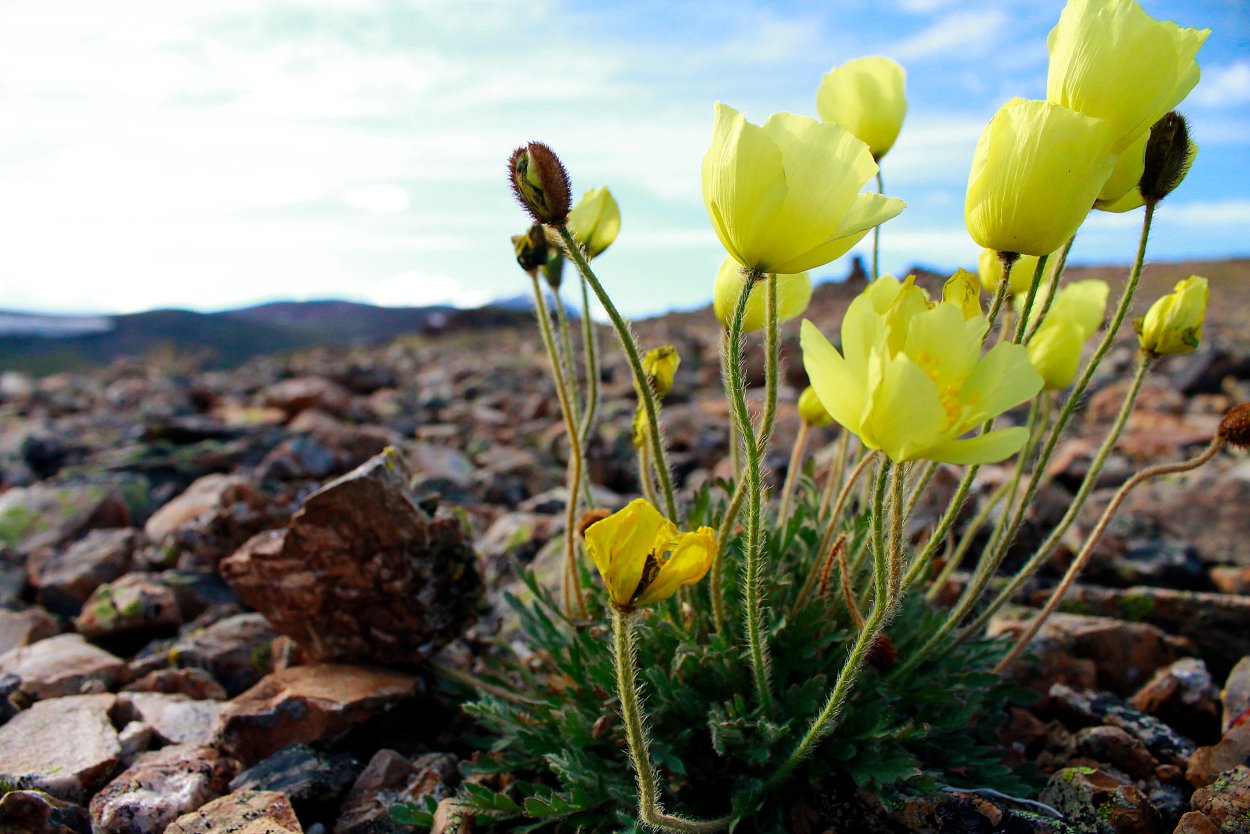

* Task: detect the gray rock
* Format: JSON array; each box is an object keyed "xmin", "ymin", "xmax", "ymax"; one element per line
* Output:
[
  {"xmin": 0, "ymin": 606, "xmax": 61, "ymax": 654},
  {"xmin": 0, "ymin": 483, "xmax": 129, "ymax": 554},
  {"xmin": 1039, "ymin": 767, "xmax": 1163, "ymax": 834},
  {"xmin": 0, "ymin": 693, "xmax": 119, "ymax": 801},
  {"xmin": 0, "ymin": 633, "xmax": 126, "ymax": 699},
  {"xmin": 334, "ymin": 750, "xmax": 459, "ymax": 834},
  {"xmin": 114, "ymin": 691, "xmax": 228, "ymax": 747},
  {"xmin": 88, "ymin": 744, "xmax": 239, "ymax": 834},
  {"xmin": 229, "ymin": 743, "xmax": 359, "ymax": 810},
  {"xmin": 1048, "ymin": 684, "xmax": 1196, "ymax": 766},
  {"xmin": 29, "ymin": 528, "xmax": 142, "ymax": 617}
]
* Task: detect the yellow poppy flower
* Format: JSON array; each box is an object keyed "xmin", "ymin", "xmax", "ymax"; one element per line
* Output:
[
  {"xmin": 568, "ymin": 186, "xmax": 621, "ymax": 258},
  {"xmin": 584, "ymin": 499, "xmax": 716, "ymax": 611},
  {"xmin": 816, "ymin": 56, "xmax": 908, "ymax": 160},
  {"xmin": 800, "ymin": 276, "xmax": 1043, "ymax": 464},
  {"xmin": 942, "ymin": 269, "xmax": 983, "ymax": 320},
  {"xmin": 977, "ymin": 249, "xmax": 1056, "ymax": 297},
  {"xmin": 965, "ymin": 98, "xmax": 1118, "ymax": 257},
  {"xmin": 712, "ymin": 257, "xmax": 812, "ymax": 333},
  {"xmin": 1025, "ymin": 279, "xmax": 1109, "ymax": 389},
  {"xmin": 1135, "ymin": 275, "xmax": 1209, "ymax": 356},
  {"xmin": 702, "ymin": 103, "xmax": 904, "ymax": 274},
  {"xmin": 641, "ymin": 345, "xmax": 680, "ymax": 397},
  {"xmin": 798, "ymin": 386, "xmax": 834, "ymax": 428}
]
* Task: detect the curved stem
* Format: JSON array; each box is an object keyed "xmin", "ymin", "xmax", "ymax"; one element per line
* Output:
[
  {"xmin": 776, "ymin": 423, "xmax": 809, "ymax": 530},
  {"xmin": 798, "ymin": 449, "xmax": 879, "ymax": 612},
  {"xmin": 577, "ymin": 272, "xmax": 602, "ymax": 504},
  {"xmin": 612, "ymin": 609, "xmax": 731, "ymax": 832},
  {"xmin": 887, "ymin": 460, "xmax": 908, "ymax": 601},
  {"xmin": 711, "ymin": 475, "xmax": 746, "ymax": 633},
  {"xmin": 984, "ymin": 252, "xmax": 1019, "ymax": 334},
  {"xmin": 722, "ymin": 331, "xmax": 742, "ymax": 479},
  {"xmin": 996, "ymin": 435, "xmax": 1223, "ymax": 671},
  {"xmin": 557, "ymin": 225, "xmax": 678, "ymax": 521},
  {"xmin": 1024, "ymin": 235, "xmax": 1076, "ymax": 344},
  {"xmin": 900, "ymin": 462, "xmax": 980, "ymax": 592},
  {"xmin": 638, "ymin": 439, "xmax": 660, "ymax": 507},
  {"xmin": 817, "ymin": 430, "xmax": 852, "ymax": 519},
  {"xmin": 925, "ymin": 479, "xmax": 1010, "ymax": 601}
]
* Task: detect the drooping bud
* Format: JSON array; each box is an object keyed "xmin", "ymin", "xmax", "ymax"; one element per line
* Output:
[
  {"xmin": 1134, "ymin": 275, "xmax": 1208, "ymax": 356},
  {"xmin": 508, "ymin": 142, "xmax": 571, "ymax": 225},
  {"xmin": 1139, "ymin": 112, "xmax": 1195, "ymax": 204},
  {"xmin": 641, "ymin": 345, "xmax": 680, "ymax": 397},
  {"xmin": 511, "ymin": 224, "xmax": 550, "ymax": 274},
  {"xmin": 1218, "ymin": 403, "xmax": 1250, "ymax": 449},
  {"xmin": 568, "ymin": 186, "xmax": 621, "ymax": 259},
  {"xmin": 797, "ymin": 386, "xmax": 833, "ymax": 428}
]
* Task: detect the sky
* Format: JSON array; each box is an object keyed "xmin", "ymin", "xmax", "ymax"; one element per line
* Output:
[{"xmin": 0, "ymin": 0, "xmax": 1247, "ymax": 320}]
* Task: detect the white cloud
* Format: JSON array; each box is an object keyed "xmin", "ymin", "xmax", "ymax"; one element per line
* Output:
[
  {"xmin": 1193, "ymin": 61, "xmax": 1250, "ymax": 108},
  {"xmin": 365, "ymin": 270, "xmax": 491, "ymax": 309},
  {"xmin": 343, "ymin": 184, "xmax": 410, "ymax": 214},
  {"xmin": 891, "ymin": 10, "xmax": 1008, "ymax": 61}
]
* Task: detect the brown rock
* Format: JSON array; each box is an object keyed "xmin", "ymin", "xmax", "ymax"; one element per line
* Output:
[
  {"xmin": 165, "ymin": 790, "xmax": 302, "ymax": 834},
  {"xmin": 1071, "ymin": 726, "xmax": 1159, "ymax": 782},
  {"xmin": 164, "ymin": 612, "xmax": 280, "ymax": 696},
  {"xmin": 1223, "ymin": 656, "xmax": 1250, "ymax": 731},
  {"xmin": 335, "ymin": 750, "xmax": 459, "ymax": 834},
  {"xmin": 143, "ymin": 474, "xmax": 271, "ymax": 569},
  {"xmin": 1186, "ymin": 723, "xmax": 1250, "ymax": 788},
  {"xmin": 1130, "ymin": 658, "xmax": 1222, "ymax": 745},
  {"xmin": 220, "ymin": 450, "xmax": 481, "ymax": 668},
  {"xmin": 0, "ymin": 693, "xmax": 119, "ymax": 801},
  {"xmin": 121, "ymin": 667, "xmax": 227, "ymax": 701},
  {"xmin": 1040, "ymin": 767, "xmax": 1163, "ymax": 834},
  {"xmin": 0, "ymin": 606, "xmax": 61, "ymax": 654},
  {"xmin": 1190, "ymin": 765, "xmax": 1250, "ymax": 834},
  {"xmin": 216, "ymin": 664, "xmax": 418, "ymax": 765},
  {"xmin": 0, "ymin": 633, "xmax": 126, "ymax": 698},
  {"xmin": 0, "ymin": 483, "xmax": 129, "ymax": 554},
  {"xmin": 114, "ymin": 691, "xmax": 228, "ymax": 747},
  {"xmin": 1209, "ymin": 565, "xmax": 1250, "ymax": 595},
  {"xmin": 29, "ymin": 528, "xmax": 142, "ymax": 617},
  {"xmin": 0, "ymin": 789, "xmax": 92, "ymax": 834},
  {"xmin": 264, "ymin": 377, "xmax": 353, "ymax": 416},
  {"xmin": 88, "ymin": 744, "xmax": 239, "ymax": 834},
  {"xmin": 74, "ymin": 573, "xmax": 182, "ymax": 640},
  {"xmin": 1174, "ymin": 812, "xmax": 1220, "ymax": 834}
]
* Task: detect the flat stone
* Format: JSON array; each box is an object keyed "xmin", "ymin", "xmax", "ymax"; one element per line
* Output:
[
  {"xmin": 334, "ymin": 750, "xmax": 459, "ymax": 834},
  {"xmin": 1186, "ymin": 723, "xmax": 1250, "ymax": 788},
  {"xmin": 165, "ymin": 612, "xmax": 280, "ymax": 696},
  {"xmin": 216, "ymin": 664, "xmax": 418, "ymax": 765},
  {"xmin": 1174, "ymin": 812, "xmax": 1220, "ymax": 834},
  {"xmin": 264, "ymin": 377, "xmax": 353, "ymax": 416},
  {"xmin": 88, "ymin": 744, "xmax": 239, "ymax": 834},
  {"xmin": 0, "ymin": 789, "xmax": 92, "ymax": 834},
  {"xmin": 75, "ymin": 573, "xmax": 183, "ymax": 641},
  {"xmin": 29, "ymin": 528, "xmax": 142, "ymax": 617},
  {"xmin": 229, "ymin": 743, "xmax": 359, "ymax": 808},
  {"xmin": 0, "ymin": 606, "xmax": 61, "ymax": 654},
  {"xmin": 1070, "ymin": 726, "xmax": 1158, "ymax": 782},
  {"xmin": 121, "ymin": 667, "xmax": 227, "ymax": 701},
  {"xmin": 219, "ymin": 450, "xmax": 481, "ymax": 668},
  {"xmin": 0, "ymin": 693, "xmax": 119, "ymax": 802},
  {"xmin": 0, "ymin": 482, "xmax": 129, "ymax": 554},
  {"xmin": 1209, "ymin": 565, "xmax": 1250, "ymax": 595},
  {"xmin": 1048, "ymin": 684, "xmax": 1196, "ymax": 766},
  {"xmin": 1039, "ymin": 767, "xmax": 1163, "ymax": 834},
  {"xmin": 143, "ymin": 474, "xmax": 271, "ymax": 569},
  {"xmin": 1129, "ymin": 658, "xmax": 1221, "ymax": 746},
  {"xmin": 165, "ymin": 789, "xmax": 302, "ymax": 834},
  {"xmin": 1190, "ymin": 766, "xmax": 1250, "ymax": 834},
  {"xmin": 114, "ymin": 691, "xmax": 228, "ymax": 747},
  {"xmin": 0, "ymin": 633, "xmax": 126, "ymax": 699}
]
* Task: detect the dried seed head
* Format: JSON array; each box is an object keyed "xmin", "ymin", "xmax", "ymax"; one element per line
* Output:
[
  {"xmin": 508, "ymin": 142, "xmax": 571, "ymax": 225},
  {"xmin": 1140, "ymin": 112, "xmax": 1195, "ymax": 204},
  {"xmin": 1218, "ymin": 403, "xmax": 1250, "ymax": 449}
]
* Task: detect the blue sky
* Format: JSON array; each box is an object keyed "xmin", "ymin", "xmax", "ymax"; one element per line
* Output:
[{"xmin": 0, "ymin": 0, "xmax": 1246, "ymax": 319}]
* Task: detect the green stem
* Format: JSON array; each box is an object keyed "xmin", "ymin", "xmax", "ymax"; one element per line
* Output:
[
  {"xmin": 797, "ymin": 449, "xmax": 879, "ymax": 613},
  {"xmin": 901, "ymin": 460, "xmax": 939, "ymax": 524},
  {"xmin": 984, "ymin": 252, "xmax": 1018, "ymax": 334},
  {"xmin": 557, "ymin": 225, "xmax": 678, "ymax": 521},
  {"xmin": 872, "ymin": 170, "xmax": 884, "ymax": 281},
  {"xmin": 612, "ymin": 610, "xmax": 731, "ymax": 832},
  {"xmin": 1024, "ymin": 235, "xmax": 1076, "ymax": 344},
  {"xmin": 554, "ymin": 284, "xmax": 596, "ymax": 510},
  {"xmin": 722, "ymin": 331, "xmax": 742, "ymax": 479},
  {"xmin": 711, "ymin": 474, "xmax": 746, "ymax": 632},
  {"xmin": 775, "ymin": 422, "xmax": 809, "ymax": 533},
  {"xmin": 577, "ymin": 271, "xmax": 601, "ymax": 474},
  {"xmin": 925, "ymin": 479, "xmax": 1010, "ymax": 602},
  {"xmin": 887, "ymin": 460, "xmax": 907, "ymax": 601},
  {"xmin": 900, "ymin": 463, "xmax": 980, "ymax": 592},
  {"xmin": 817, "ymin": 429, "xmax": 852, "ymax": 520},
  {"xmin": 1012, "ymin": 254, "xmax": 1049, "ymax": 343}
]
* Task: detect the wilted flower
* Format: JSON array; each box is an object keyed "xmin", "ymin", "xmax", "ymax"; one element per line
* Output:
[
  {"xmin": 512, "ymin": 224, "xmax": 551, "ymax": 274},
  {"xmin": 712, "ymin": 257, "xmax": 812, "ymax": 333},
  {"xmin": 798, "ymin": 386, "xmax": 833, "ymax": 428},
  {"xmin": 965, "ymin": 98, "xmax": 1118, "ymax": 256},
  {"xmin": 1135, "ymin": 275, "xmax": 1208, "ymax": 356},
  {"xmin": 509, "ymin": 142, "xmax": 571, "ymax": 226},
  {"xmin": 1026, "ymin": 279, "xmax": 1109, "ymax": 389},
  {"xmin": 977, "ymin": 249, "xmax": 1054, "ymax": 297},
  {"xmin": 816, "ymin": 56, "xmax": 907, "ymax": 161},
  {"xmin": 702, "ymin": 103, "xmax": 904, "ymax": 274},
  {"xmin": 568, "ymin": 186, "xmax": 621, "ymax": 258},
  {"xmin": 801, "ymin": 276, "xmax": 1043, "ymax": 464},
  {"xmin": 641, "ymin": 345, "xmax": 680, "ymax": 397},
  {"xmin": 584, "ymin": 498, "xmax": 716, "ymax": 611}
]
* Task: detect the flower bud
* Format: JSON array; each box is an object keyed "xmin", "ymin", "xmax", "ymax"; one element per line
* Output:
[
  {"xmin": 508, "ymin": 142, "xmax": 571, "ymax": 225},
  {"xmin": 1218, "ymin": 403, "xmax": 1250, "ymax": 450},
  {"xmin": 568, "ymin": 186, "xmax": 621, "ymax": 259},
  {"xmin": 942, "ymin": 269, "xmax": 983, "ymax": 320},
  {"xmin": 712, "ymin": 257, "xmax": 812, "ymax": 333},
  {"xmin": 798, "ymin": 386, "xmax": 833, "ymax": 428},
  {"xmin": 512, "ymin": 224, "xmax": 550, "ymax": 274},
  {"xmin": 1026, "ymin": 280, "xmax": 1108, "ymax": 390},
  {"xmin": 977, "ymin": 249, "xmax": 1053, "ymax": 296},
  {"xmin": 1139, "ymin": 112, "xmax": 1196, "ymax": 204},
  {"xmin": 1135, "ymin": 275, "xmax": 1208, "ymax": 356},
  {"xmin": 641, "ymin": 345, "xmax": 680, "ymax": 397},
  {"xmin": 816, "ymin": 56, "xmax": 908, "ymax": 160}
]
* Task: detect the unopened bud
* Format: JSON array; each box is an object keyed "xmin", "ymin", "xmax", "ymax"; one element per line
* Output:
[
  {"xmin": 508, "ymin": 142, "xmax": 571, "ymax": 225},
  {"xmin": 641, "ymin": 345, "xmax": 680, "ymax": 397},
  {"xmin": 1218, "ymin": 403, "xmax": 1250, "ymax": 449},
  {"xmin": 1140, "ymin": 112, "xmax": 1195, "ymax": 204},
  {"xmin": 797, "ymin": 386, "xmax": 833, "ymax": 428},
  {"xmin": 512, "ymin": 224, "xmax": 549, "ymax": 274}
]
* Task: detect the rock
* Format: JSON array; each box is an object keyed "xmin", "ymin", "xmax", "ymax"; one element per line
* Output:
[
  {"xmin": 990, "ymin": 611, "xmax": 1186, "ymax": 696},
  {"xmin": 1040, "ymin": 767, "xmax": 1163, "ymax": 834},
  {"xmin": 1186, "ymin": 723, "xmax": 1250, "ymax": 788},
  {"xmin": 0, "ymin": 693, "xmax": 119, "ymax": 801},
  {"xmin": 0, "ymin": 482, "xmax": 129, "ymax": 554},
  {"xmin": 1223, "ymin": 657, "xmax": 1250, "ymax": 731},
  {"xmin": 143, "ymin": 474, "xmax": 271, "ymax": 569},
  {"xmin": 1071, "ymin": 726, "xmax": 1159, "ymax": 782},
  {"xmin": 1129, "ymin": 659, "xmax": 1221, "ymax": 746},
  {"xmin": 220, "ymin": 450, "xmax": 481, "ymax": 668},
  {"xmin": 1174, "ymin": 812, "xmax": 1220, "ymax": 834},
  {"xmin": 114, "ymin": 691, "xmax": 228, "ymax": 747},
  {"xmin": 165, "ymin": 790, "xmax": 303, "ymax": 834},
  {"xmin": 117, "ymin": 720, "xmax": 153, "ymax": 766},
  {"xmin": 265, "ymin": 377, "xmax": 353, "ymax": 416},
  {"xmin": 29, "ymin": 528, "xmax": 142, "ymax": 616},
  {"xmin": 88, "ymin": 744, "xmax": 239, "ymax": 834},
  {"xmin": 121, "ymin": 667, "xmax": 227, "ymax": 701},
  {"xmin": 0, "ymin": 633, "xmax": 126, "ymax": 699},
  {"xmin": 230, "ymin": 743, "xmax": 359, "ymax": 815},
  {"xmin": 335, "ymin": 750, "xmax": 459, "ymax": 834},
  {"xmin": 1209, "ymin": 566, "xmax": 1250, "ymax": 595},
  {"xmin": 0, "ymin": 789, "xmax": 92, "ymax": 834},
  {"xmin": 75, "ymin": 573, "xmax": 182, "ymax": 641},
  {"xmin": 475, "ymin": 512, "xmax": 558, "ymax": 586},
  {"xmin": 216, "ymin": 664, "xmax": 419, "ymax": 765},
  {"xmin": 163, "ymin": 612, "xmax": 280, "ymax": 696},
  {"xmin": 1190, "ymin": 766, "xmax": 1250, "ymax": 834},
  {"xmin": 0, "ymin": 606, "xmax": 61, "ymax": 654},
  {"xmin": 1047, "ymin": 684, "xmax": 1196, "ymax": 767}
]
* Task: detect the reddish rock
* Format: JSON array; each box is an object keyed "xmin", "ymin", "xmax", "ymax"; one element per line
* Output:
[
  {"xmin": 29, "ymin": 528, "xmax": 142, "ymax": 616},
  {"xmin": 0, "ymin": 482, "xmax": 129, "ymax": 554},
  {"xmin": 0, "ymin": 693, "xmax": 120, "ymax": 801},
  {"xmin": 143, "ymin": 474, "xmax": 271, "ymax": 569},
  {"xmin": 165, "ymin": 790, "xmax": 302, "ymax": 834},
  {"xmin": 163, "ymin": 612, "xmax": 280, "ymax": 696},
  {"xmin": 1190, "ymin": 765, "xmax": 1250, "ymax": 834},
  {"xmin": 264, "ymin": 377, "xmax": 353, "ymax": 416},
  {"xmin": 88, "ymin": 744, "xmax": 239, "ymax": 834},
  {"xmin": 0, "ymin": 789, "xmax": 92, "ymax": 834},
  {"xmin": 220, "ymin": 450, "xmax": 481, "ymax": 668},
  {"xmin": 1071, "ymin": 726, "xmax": 1159, "ymax": 782},
  {"xmin": 1130, "ymin": 658, "xmax": 1222, "ymax": 745},
  {"xmin": 334, "ymin": 750, "xmax": 459, "ymax": 834},
  {"xmin": 1186, "ymin": 723, "xmax": 1250, "ymax": 788},
  {"xmin": 1040, "ymin": 767, "xmax": 1163, "ymax": 834},
  {"xmin": 0, "ymin": 633, "xmax": 126, "ymax": 698},
  {"xmin": 1174, "ymin": 812, "xmax": 1220, "ymax": 834},
  {"xmin": 114, "ymin": 691, "xmax": 228, "ymax": 747},
  {"xmin": 1223, "ymin": 656, "xmax": 1250, "ymax": 731},
  {"xmin": 0, "ymin": 606, "xmax": 61, "ymax": 654},
  {"xmin": 1209, "ymin": 565, "xmax": 1250, "ymax": 595},
  {"xmin": 74, "ymin": 573, "xmax": 183, "ymax": 640},
  {"xmin": 216, "ymin": 663, "xmax": 419, "ymax": 765},
  {"xmin": 121, "ymin": 667, "xmax": 227, "ymax": 701}
]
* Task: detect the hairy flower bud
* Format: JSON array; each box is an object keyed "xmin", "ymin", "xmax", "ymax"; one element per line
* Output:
[
  {"xmin": 509, "ymin": 142, "xmax": 571, "ymax": 225},
  {"xmin": 1139, "ymin": 112, "xmax": 1196, "ymax": 204},
  {"xmin": 1218, "ymin": 403, "xmax": 1250, "ymax": 450}
]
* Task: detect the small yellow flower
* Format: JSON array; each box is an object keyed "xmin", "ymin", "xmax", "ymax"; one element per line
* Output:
[
  {"xmin": 568, "ymin": 186, "xmax": 621, "ymax": 258},
  {"xmin": 977, "ymin": 249, "xmax": 1055, "ymax": 297},
  {"xmin": 702, "ymin": 103, "xmax": 905, "ymax": 274},
  {"xmin": 712, "ymin": 257, "xmax": 812, "ymax": 333},
  {"xmin": 798, "ymin": 386, "xmax": 834, "ymax": 428},
  {"xmin": 584, "ymin": 499, "xmax": 716, "ymax": 611},
  {"xmin": 1135, "ymin": 275, "xmax": 1209, "ymax": 356},
  {"xmin": 801, "ymin": 276, "xmax": 1043, "ymax": 464},
  {"xmin": 942, "ymin": 269, "xmax": 983, "ymax": 320},
  {"xmin": 816, "ymin": 56, "xmax": 908, "ymax": 161},
  {"xmin": 965, "ymin": 98, "xmax": 1118, "ymax": 256},
  {"xmin": 641, "ymin": 345, "xmax": 680, "ymax": 397},
  {"xmin": 1025, "ymin": 280, "xmax": 1109, "ymax": 389}
]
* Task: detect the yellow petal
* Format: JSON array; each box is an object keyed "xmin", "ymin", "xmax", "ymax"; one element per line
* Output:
[
  {"xmin": 925, "ymin": 427, "xmax": 1030, "ymax": 465},
  {"xmin": 632, "ymin": 526, "xmax": 716, "ymax": 608},
  {"xmin": 1028, "ymin": 315, "xmax": 1085, "ymax": 389},
  {"xmin": 568, "ymin": 186, "xmax": 622, "ymax": 258},
  {"xmin": 942, "ymin": 269, "xmax": 983, "ymax": 320},
  {"xmin": 861, "ymin": 352, "xmax": 947, "ymax": 462},
  {"xmin": 961, "ymin": 341, "xmax": 1044, "ymax": 422},
  {"xmin": 800, "ymin": 319, "xmax": 867, "ymax": 438},
  {"xmin": 816, "ymin": 56, "xmax": 908, "ymax": 160},
  {"xmin": 584, "ymin": 498, "xmax": 667, "ymax": 607},
  {"xmin": 712, "ymin": 256, "xmax": 812, "ymax": 333},
  {"xmin": 1137, "ymin": 275, "xmax": 1209, "ymax": 355}
]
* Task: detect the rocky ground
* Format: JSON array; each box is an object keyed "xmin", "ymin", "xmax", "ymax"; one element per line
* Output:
[{"xmin": 1, "ymin": 257, "xmax": 1249, "ymax": 834}]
